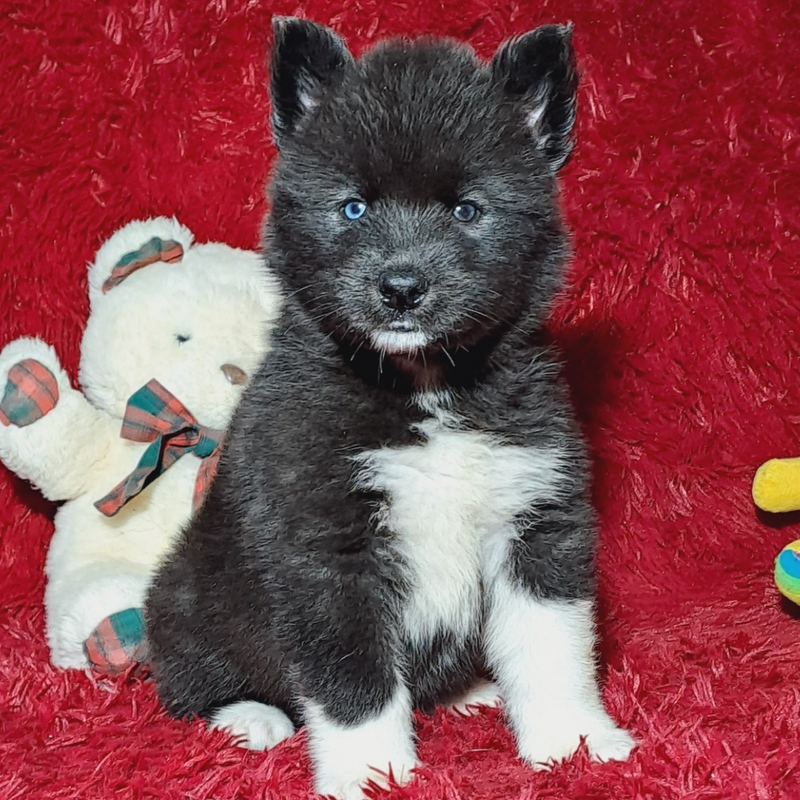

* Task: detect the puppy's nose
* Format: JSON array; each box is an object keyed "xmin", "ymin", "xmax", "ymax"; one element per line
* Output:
[
  {"xmin": 222, "ymin": 363, "xmax": 247, "ymax": 386},
  {"xmin": 378, "ymin": 272, "xmax": 428, "ymax": 312}
]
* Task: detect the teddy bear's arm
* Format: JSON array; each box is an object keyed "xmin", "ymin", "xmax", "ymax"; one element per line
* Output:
[{"xmin": 0, "ymin": 338, "xmax": 123, "ymax": 502}]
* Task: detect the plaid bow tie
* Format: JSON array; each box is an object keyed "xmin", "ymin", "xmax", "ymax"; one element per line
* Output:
[{"xmin": 95, "ymin": 380, "xmax": 224, "ymax": 517}]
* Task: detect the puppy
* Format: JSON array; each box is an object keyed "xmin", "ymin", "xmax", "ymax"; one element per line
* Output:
[{"xmin": 146, "ymin": 17, "xmax": 635, "ymax": 799}]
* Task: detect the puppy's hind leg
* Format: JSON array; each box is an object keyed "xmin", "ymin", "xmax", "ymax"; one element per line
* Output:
[
  {"xmin": 146, "ymin": 552, "xmax": 296, "ymax": 753},
  {"xmin": 210, "ymin": 700, "xmax": 296, "ymax": 750},
  {"xmin": 145, "ymin": 557, "xmax": 244, "ymax": 725}
]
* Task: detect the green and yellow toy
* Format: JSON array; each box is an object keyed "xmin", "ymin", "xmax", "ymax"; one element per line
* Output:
[{"xmin": 753, "ymin": 457, "xmax": 800, "ymax": 605}]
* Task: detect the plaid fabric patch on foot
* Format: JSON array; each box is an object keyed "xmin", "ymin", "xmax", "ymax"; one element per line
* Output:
[
  {"xmin": 0, "ymin": 359, "xmax": 59, "ymax": 428},
  {"xmin": 84, "ymin": 607, "xmax": 149, "ymax": 675}
]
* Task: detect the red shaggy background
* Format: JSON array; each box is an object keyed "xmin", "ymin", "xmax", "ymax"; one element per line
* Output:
[{"xmin": 1, "ymin": 0, "xmax": 798, "ymax": 798}]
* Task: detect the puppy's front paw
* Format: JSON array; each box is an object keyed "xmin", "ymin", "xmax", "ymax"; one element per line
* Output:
[
  {"xmin": 518, "ymin": 710, "xmax": 635, "ymax": 769},
  {"xmin": 584, "ymin": 723, "xmax": 636, "ymax": 763},
  {"xmin": 315, "ymin": 752, "xmax": 418, "ymax": 800},
  {"xmin": 305, "ymin": 692, "xmax": 418, "ymax": 800},
  {"xmin": 210, "ymin": 700, "xmax": 296, "ymax": 751}
]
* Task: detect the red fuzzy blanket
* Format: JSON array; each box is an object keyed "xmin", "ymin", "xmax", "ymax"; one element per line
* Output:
[{"xmin": 1, "ymin": 1, "xmax": 798, "ymax": 798}]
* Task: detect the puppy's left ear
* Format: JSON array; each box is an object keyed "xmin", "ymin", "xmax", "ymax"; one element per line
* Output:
[
  {"xmin": 492, "ymin": 24, "xmax": 578, "ymax": 172},
  {"xmin": 269, "ymin": 17, "xmax": 353, "ymax": 147}
]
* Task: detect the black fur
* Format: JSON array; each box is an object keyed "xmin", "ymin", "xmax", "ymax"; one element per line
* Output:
[{"xmin": 147, "ymin": 18, "xmax": 592, "ymax": 731}]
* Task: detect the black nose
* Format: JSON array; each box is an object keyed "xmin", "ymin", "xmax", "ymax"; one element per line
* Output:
[{"xmin": 378, "ymin": 272, "xmax": 429, "ymax": 312}]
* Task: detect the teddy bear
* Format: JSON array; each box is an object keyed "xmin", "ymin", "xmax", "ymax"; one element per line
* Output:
[
  {"xmin": 0, "ymin": 217, "xmax": 281, "ymax": 673},
  {"xmin": 753, "ymin": 458, "xmax": 800, "ymax": 605}
]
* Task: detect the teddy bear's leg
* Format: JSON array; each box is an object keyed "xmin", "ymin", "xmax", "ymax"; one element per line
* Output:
[
  {"xmin": 45, "ymin": 563, "xmax": 152, "ymax": 670},
  {"xmin": 0, "ymin": 338, "xmax": 121, "ymax": 502}
]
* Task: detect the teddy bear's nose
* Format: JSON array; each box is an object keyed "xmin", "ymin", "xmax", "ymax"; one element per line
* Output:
[{"xmin": 221, "ymin": 364, "xmax": 247, "ymax": 386}]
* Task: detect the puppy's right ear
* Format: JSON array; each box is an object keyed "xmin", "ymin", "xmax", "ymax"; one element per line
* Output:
[
  {"xmin": 492, "ymin": 24, "xmax": 578, "ymax": 173},
  {"xmin": 269, "ymin": 17, "xmax": 352, "ymax": 147}
]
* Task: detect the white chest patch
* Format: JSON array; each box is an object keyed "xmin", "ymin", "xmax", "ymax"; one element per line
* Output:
[{"xmin": 354, "ymin": 417, "xmax": 567, "ymax": 643}]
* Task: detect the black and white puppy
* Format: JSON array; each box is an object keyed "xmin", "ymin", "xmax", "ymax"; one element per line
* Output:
[{"xmin": 146, "ymin": 17, "xmax": 634, "ymax": 799}]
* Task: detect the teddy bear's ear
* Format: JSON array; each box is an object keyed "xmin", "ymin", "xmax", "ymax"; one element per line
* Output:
[{"xmin": 88, "ymin": 218, "xmax": 195, "ymax": 305}]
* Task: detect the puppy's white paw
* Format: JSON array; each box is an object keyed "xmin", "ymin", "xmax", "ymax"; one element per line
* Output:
[
  {"xmin": 305, "ymin": 687, "xmax": 418, "ymax": 800},
  {"xmin": 585, "ymin": 723, "xmax": 636, "ymax": 763},
  {"xmin": 210, "ymin": 700, "xmax": 296, "ymax": 751},
  {"xmin": 518, "ymin": 710, "xmax": 635, "ymax": 769},
  {"xmin": 315, "ymin": 752, "xmax": 418, "ymax": 800},
  {"xmin": 449, "ymin": 679, "xmax": 503, "ymax": 715}
]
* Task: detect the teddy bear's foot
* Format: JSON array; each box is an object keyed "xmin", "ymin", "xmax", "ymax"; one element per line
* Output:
[
  {"xmin": 84, "ymin": 607, "xmax": 149, "ymax": 675},
  {"xmin": 0, "ymin": 356, "xmax": 59, "ymax": 428},
  {"xmin": 46, "ymin": 566, "xmax": 152, "ymax": 670}
]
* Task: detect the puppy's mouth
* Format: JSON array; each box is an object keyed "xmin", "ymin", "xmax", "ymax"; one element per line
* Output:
[{"xmin": 369, "ymin": 317, "xmax": 430, "ymax": 355}]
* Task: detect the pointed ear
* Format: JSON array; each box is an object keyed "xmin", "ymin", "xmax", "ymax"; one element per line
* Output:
[
  {"xmin": 269, "ymin": 17, "xmax": 353, "ymax": 147},
  {"xmin": 492, "ymin": 24, "xmax": 578, "ymax": 172}
]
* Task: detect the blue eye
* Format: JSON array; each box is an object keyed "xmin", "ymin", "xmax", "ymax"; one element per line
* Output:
[
  {"xmin": 453, "ymin": 202, "xmax": 479, "ymax": 222},
  {"xmin": 342, "ymin": 200, "xmax": 367, "ymax": 220}
]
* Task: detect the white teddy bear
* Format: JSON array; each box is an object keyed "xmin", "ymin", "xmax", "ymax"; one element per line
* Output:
[{"xmin": 0, "ymin": 218, "xmax": 281, "ymax": 673}]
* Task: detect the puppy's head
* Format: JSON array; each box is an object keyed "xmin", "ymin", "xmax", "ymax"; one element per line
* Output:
[{"xmin": 266, "ymin": 18, "xmax": 577, "ymax": 356}]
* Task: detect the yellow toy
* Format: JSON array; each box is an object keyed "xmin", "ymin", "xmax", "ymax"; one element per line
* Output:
[{"xmin": 753, "ymin": 458, "xmax": 800, "ymax": 605}]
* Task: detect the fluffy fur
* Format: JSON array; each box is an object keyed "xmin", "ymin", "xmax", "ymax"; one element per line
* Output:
[
  {"xmin": 146, "ymin": 19, "xmax": 632, "ymax": 798},
  {"xmin": 3, "ymin": 1, "xmax": 800, "ymax": 799}
]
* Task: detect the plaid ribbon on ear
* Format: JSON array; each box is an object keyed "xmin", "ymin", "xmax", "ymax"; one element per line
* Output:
[
  {"xmin": 102, "ymin": 237, "xmax": 184, "ymax": 294},
  {"xmin": 94, "ymin": 380, "xmax": 224, "ymax": 517}
]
